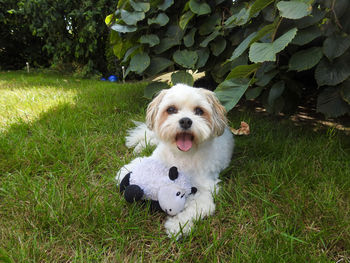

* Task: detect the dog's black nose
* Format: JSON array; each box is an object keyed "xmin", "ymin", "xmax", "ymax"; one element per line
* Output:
[{"xmin": 179, "ymin": 117, "xmax": 192, "ymax": 129}]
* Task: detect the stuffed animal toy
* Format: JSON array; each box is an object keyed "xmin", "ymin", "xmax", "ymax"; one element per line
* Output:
[{"xmin": 119, "ymin": 158, "xmax": 197, "ymax": 216}]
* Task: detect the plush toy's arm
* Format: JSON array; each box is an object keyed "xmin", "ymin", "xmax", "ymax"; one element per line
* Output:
[
  {"xmin": 119, "ymin": 172, "xmax": 131, "ymax": 193},
  {"xmin": 120, "ymin": 172, "xmax": 144, "ymax": 203},
  {"xmin": 124, "ymin": 185, "xmax": 144, "ymax": 203}
]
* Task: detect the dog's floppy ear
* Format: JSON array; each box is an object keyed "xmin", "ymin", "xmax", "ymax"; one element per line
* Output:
[
  {"xmin": 146, "ymin": 89, "xmax": 167, "ymax": 130},
  {"xmin": 202, "ymin": 89, "xmax": 228, "ymax": 136}
]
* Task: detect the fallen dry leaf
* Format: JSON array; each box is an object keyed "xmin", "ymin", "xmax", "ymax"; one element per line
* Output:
[{"xmin": 230, "ymin": 121, "xmax": 250, "ymax": 135}]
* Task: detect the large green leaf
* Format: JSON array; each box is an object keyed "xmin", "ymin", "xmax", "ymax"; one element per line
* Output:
[
  {"xmin": 268, "ymin": 81, "xmax": 285, "ymax": 107},
  {"xmin": 255, "ymin": 63, "xmax": 278, "ymax": 87},
  {"xmin": 262, "ymin": 5, "xmax": 276, "ymax": 22},
  {"xmin": 129, "ymin": 52, "xmax": 150, "ymax": 74},
  {"xmin": 165, "ymin": 25, "xmax": 184, "ymax": 42},
  {"xmin": 226, "ymin": 64, "xmax": 260, "ymax": 80},
  {"xmin": 295, "ymin": 8, "xmax": 326, "ymax": 29},
  {"xmin": 246, "ymin": 86, "xmax": 264, "ymax": 100},
  {"xmin": 331, "ymin": 0, "xmax": 349, "ymax": 19},
  {"xmin": 145, "ymin": 57, "xmax": 173, "ymax": 76},
  {"xmin": 171, "ymin": 71, "xmax": 194, "ymax": 86},
  {"xmin": 154, "ymin": 38, "xmax": 179, "ymax": 54},
  {"xmin": 315, "ymin": 56, "xmax": 350, "ymax": 86},
  {"xmin": 215, "ymin": 78, "xmax": 250, "ymax": 111},
  {"xmin": 173, "ymin": 50, "xmax": 198, "ymax": 68},
  {"xmin": 225, "ymin": 7, "xmax": 250, "ymax": 27},
  {"xmin": 179, "ymin": 10, "xmax": 195, "ymax": 30},
  {"xmin": 121, "ymin": 10, "xmax": 145, "ymax": 25},
  {"xmin": 200, "ymin": 31, "xmax": 220, "ymax": 47},
  {"xmin": 210, "ymin": 37, "xmax": 227, "ymax": 56},
  {"xmin": 122, "ymin": 45, "xmax": 140, "ymax": 63},
  {"xmin": 199, "ymin": 13, "xmax": 221, "ymax": 35},
  {"xmin": 250, "ymin": 23, "xmax": 277, "ymax": 44},
  {"xmin": 317, "ymin": 87, "xmax": 350, "ymax": 118},
  {"xmin": 249, "ymin": 43, "xmax": 275, "ymax": 62},
  {"xmin": 229, "ymin": 32, "xmax": 257, "ymax": 62},
  {"xmin": 277, "ymin": 1, "xmax": 311, "ymax": 19},
  {"xmin": 249, "ymin": 28, "xmax": 297, "ymax": 63},
  {"xmin": 189, "ymin": 0, "xmax": 211, "ymax": 16},
  {"xmin": 139, "ymin": 34, "xmax": 160, "ymax": 47},
  {"xmin": 196, "ymin": 48, "xmax": 210, "ymax": 68},
  {"xmin": 289, "ymin": 47, "xmax": 323, "ymax": 72},
  {"xmin": 130, "ymin": 0, "xmax": 150, "ymax": 12},
  {"xmin": 154, "ymin": 25, "xmax": 183, "ymax": 54},
  {"xmin": 117, "ymin": 0, "xmax": 128, "ymax": 8},
  {"xmin": 291, "ymin": 26, "xmax": 322, "ymax": 46},
  {"xmin": 340, "ymin": 79, "xmax": 350, "ymax": 104},
  {"xmin": 184, "ymin": 28, "xmax": 197, "ymax": 47},
  {"xmin": 323, "ymin": 35, "xmax": 350, "ymax": 60},
  {"xmin": 111, "ymin": 23, "xmax": 137, "ymax": 33},
  {"xmin": 273, "ymin": 27, "xmax": 298, "ymax": 53},
  {"xmin": 112, "ymin": 38, "xmax": 133, "ymax": 60},
  {"xmin": 158, "ymin": 0, "xmax": 174, "ymax": 11},
  {"xmin": 212, "ymin": 56, "xmax": 248, "ymax": 83},
  {"xmin": 256, "ymin": 70, "xmax": 278, "ymax": 87},
  {"xmin": 249, "ymin": 0, "xmax": 274, "ymax": 18},
  {"xmin": 148, "ymin": 13, "xmax": 169, "ymax": 26},
  {"xmin": 144, "ymin": 82, "xmax": 170, "ymax": 99}
]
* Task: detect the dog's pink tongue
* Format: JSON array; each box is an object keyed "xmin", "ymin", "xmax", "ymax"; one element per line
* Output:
[{"xmin": 176, "ymin": 133, "xmax": 193, "ymax": 152}]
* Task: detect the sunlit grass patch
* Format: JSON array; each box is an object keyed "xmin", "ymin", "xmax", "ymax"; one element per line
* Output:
[{"xmin": 0, "ymin": 86, "xmax": 77, "ymax": 131}]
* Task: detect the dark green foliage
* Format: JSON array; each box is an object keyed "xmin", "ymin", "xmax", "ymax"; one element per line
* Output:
[
  {"xmin": 107, "ymin": 0, "xmax": 350, "ymax": 118},
  {"xmin": 1, "ymin": 0, "xmax": 118, "ymax": 76},
  {"xmin": 0, "ymin": 1, "xmax": 50, "ymax": 69}
]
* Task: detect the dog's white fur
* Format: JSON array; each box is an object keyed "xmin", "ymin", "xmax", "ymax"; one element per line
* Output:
[{"xmin": 116, "ymin": 84, "xmax": 234, "ymax": 237}]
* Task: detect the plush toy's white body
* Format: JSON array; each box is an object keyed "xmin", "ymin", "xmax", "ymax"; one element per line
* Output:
[
  {"xmin": 122, "ymin": 157, "xmax": 196, "ymax": 215},
  {"xmin": 129, "ymin": 158, "xmax": 193, "ymax": 200}
]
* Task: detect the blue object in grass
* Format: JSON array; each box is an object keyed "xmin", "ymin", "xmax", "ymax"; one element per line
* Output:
[
  {"xmin": 100, "ymin": 77, "xmax": 107, "ymax": 81},
  {"xmin": 108, "ymin": 75, "xmax": 118, "ymax": 82}
]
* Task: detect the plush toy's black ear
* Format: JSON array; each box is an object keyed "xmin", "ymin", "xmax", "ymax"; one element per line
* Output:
[
  {"xmin": 120, "ymin": 172, "xmax": 131, "ymax": 193},
  {"xmin": 191, "ymin": 187, "xmax": 197, "ymax": 195},
  {"xmin": 169, "ymin": 166, "xmax": 178, "ymax": 180}
]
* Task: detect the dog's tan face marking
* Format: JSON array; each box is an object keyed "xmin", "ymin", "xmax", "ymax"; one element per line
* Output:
[
  {"xmin": 195, "ymin": 106, "xmax": 212, "ymax": 127},
  {"xmin": 146, "ymin": 84, "xmax": 227, "ymax": 151},
  {"xmin": 157, "ymin": 105, "xmax": 177, "ymax": 132}
]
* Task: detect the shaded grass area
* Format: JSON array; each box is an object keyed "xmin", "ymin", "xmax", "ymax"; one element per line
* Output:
[{"xmin": 0, "ymin": 71, "xmax": 349, "ymax": 262}]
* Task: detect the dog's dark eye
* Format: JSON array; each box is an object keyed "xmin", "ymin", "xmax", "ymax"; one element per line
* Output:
[
  {"xmin": 195, "ymin": 107, "xmax": 204, "ymax": 116},
  {"xmin": 176, "ymin": 191, "xmax": 181, "ymax": 196},
  {"xmin": 167, "ymin": 106, "xmax": 177, "ymax": 114},
  {"xmin": 169, "ymin": 209, "xmax": 172, "ymax": 212}
]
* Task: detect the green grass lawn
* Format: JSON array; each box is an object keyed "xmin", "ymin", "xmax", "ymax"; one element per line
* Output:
[{"xmin": 0, "ymin": 71, "xmax": 349, "ymax": 262}]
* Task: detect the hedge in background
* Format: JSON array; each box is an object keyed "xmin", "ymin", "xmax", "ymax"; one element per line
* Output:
[
  {"xmin": 1, "ymin": 0, "xmax": 118, "ymax": 76},
  {"xmin": 0, "ymin": 1, "xmax": 50, "ymax": 70},
  {"xmin": 107, "ymin": 0, "xmax": 350, "ymax": 118}
]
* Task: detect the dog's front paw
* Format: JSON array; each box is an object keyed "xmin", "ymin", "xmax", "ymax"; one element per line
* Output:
[{"xmin": 164, "ymin": 216, "xmax": 193, "ymax": 238}]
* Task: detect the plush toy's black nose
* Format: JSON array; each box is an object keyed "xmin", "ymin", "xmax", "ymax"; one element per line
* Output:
[{"xmin": 179, "ymin": 117, "xmax": 192, "ymax": 129}]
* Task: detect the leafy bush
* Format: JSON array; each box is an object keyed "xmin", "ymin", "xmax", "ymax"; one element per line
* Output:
[
  {"xmin": 1, "ymin": 0, "xmax": 118, "ymax": 76},
  {"xmin": 107, "ymin": 0, "xmax": 350, "ymax": 118},
  {"xmin": 0, "ymin": 1, "xmax": 50, "ymax": 70}
]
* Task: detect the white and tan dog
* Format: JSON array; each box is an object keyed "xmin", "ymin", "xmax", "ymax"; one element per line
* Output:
[{"xmin": 116, "ymin": 83, "xmax": 234, "ymax": 237}]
